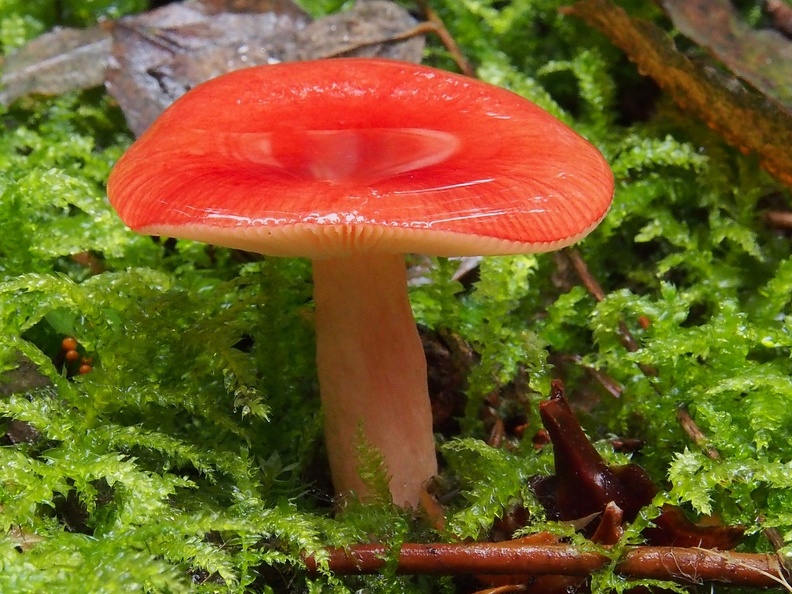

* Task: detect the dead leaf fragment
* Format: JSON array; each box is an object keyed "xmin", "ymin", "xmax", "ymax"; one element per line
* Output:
[
  {"xmin": 105, "ymin": 0, "xmax": 425, "ymax": 136},
  {"xmin": 6, "ymin": 526, "xmax": 44, "ymax": 552},
  {"xmin": 535, "ymin": 382, "xmax": 745, "ymax": 550},
  {"xmin": 1, "ymin": 0, "xmax": 427, "ymax": 135},
  {"xmin": 0, "ymin": 25, "xmax": 112, "ymax": 107},
  {"xmin": 4, "ymin": 419, "xmax": 40, "ymax": 445},
  {"xmin": 197, "ymin": 0, "xmax": 308, "ymax": 14},
  {"xmin": 568, "ymin": 0, "xmax": 792, "ymax": 188},
  {"xmin": 105, "ymin": 0, "xmax": 312, "ymax": 136},
  {"xmin": 295, "ymin": 0, "xmax": 425, "ymax": 62},
  {"xmin": 0, "ymin": 354, "xmax": 52, "ymax": 396},
  {"xmin": 662, "ymin": 0, "xmax": 792, "ymax": 111}
]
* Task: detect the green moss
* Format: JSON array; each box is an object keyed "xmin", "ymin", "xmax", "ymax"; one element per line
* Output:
[{"xmin": 1, "ymin": 0, "xmax": 791, "ymax": 591}]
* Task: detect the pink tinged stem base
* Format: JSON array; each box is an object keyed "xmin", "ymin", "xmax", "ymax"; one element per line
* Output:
[{"xmin": 312, "ymin": 253, "xmax": 438, "ymax": 508}]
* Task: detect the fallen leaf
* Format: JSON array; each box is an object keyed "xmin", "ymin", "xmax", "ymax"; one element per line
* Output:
[
  {"xmin": 661, "ymin": 0, "xmax": 792, "ymax": 111},
  {"xmin": 4, "ymin": 419, "xmax": 41, "ymax": 445},
  {"xmin": 1, "ymin": 0, "xmax": 426, "ymax": 136},
  {"xmin": 535, "ymin": 380, "xmax": 744, "ymax": 549},
  {"xmin": 568, "ymin": 0, "xmax": 792, "ymax": 189},
  {"xmin": 105, "ymin": 0, "xmax": 312, "ymax": 137},
  {"xmin": 0, "ymin": 354, "xmax": 52, "ymax": 397},
  {"xmin": 0, "ymin": 25, "xmax": 112, "ymax": 107},
  {"xmin": 294, "ymin": 0, "xmax": 425, "ymax": 62},
  {"xmin": 107, "ymin": 0, "xmax": 424, "ymax": 135},
  {"xmin": 6, "ymin": 526, "xmax": 45, "ymax": 552}
]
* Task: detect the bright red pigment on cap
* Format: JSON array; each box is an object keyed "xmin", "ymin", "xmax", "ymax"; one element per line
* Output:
[{"xmin": 108, "ymin": 58, "xmax": 613, "ymax": 257}]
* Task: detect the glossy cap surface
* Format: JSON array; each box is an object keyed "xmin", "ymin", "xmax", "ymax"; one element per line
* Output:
[{"xmin": 107, "ymin": 59, "xmax": 614, "ymax": 257}]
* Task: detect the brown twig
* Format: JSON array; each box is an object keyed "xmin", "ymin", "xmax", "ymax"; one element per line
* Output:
[
  {"xmin": 563, "ymin": 247, "xmax": 658, "ymax": 379},
  {"xmin": 304, "ymin": 542, "xmax": 784, "ymax": 588},
  {"xmin": 563, "ymin": 247, "xmax": 639, "ymax": 349},
  {"xmin": 563, "ymin": 247, "xmax": 606, "ymax": 302},
  {"xmin": 765, "ymin": 210, "xmax": 792, "ymax": 230},
  {"xmin": 307, "ymin": 2, "xmax": 474, "ymax": 77},
  {"xmin": 676, "ymin": 406, "xmax": 720, "ymax": 461},
  {"xmin": 676, "ymin": 407, "xmax": 792, "ymax": 581},
  {"xmin": 475, "ymin": 586, "xmax": 527, "ymax": 594},
  {"xmin": 327, "ymin": 19, "xmax": 473, "ymax": 78},
  {"xmin": 415, "ymin": 0, "xmax": 475, "ymax": 76},
  {"xmin": 556, "ymin": 354, "xmax": 624, "ymax": 398}
]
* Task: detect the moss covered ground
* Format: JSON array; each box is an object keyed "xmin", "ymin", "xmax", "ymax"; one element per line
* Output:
[{"xmin": 1, "ymin": 0, "xmax": 791, "ymax": 591}]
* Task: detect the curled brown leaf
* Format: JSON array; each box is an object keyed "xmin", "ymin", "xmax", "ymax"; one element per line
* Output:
[
  {"xmin": 536, "ymin": 380, "xmax": 744, "ymax": 549},
  {"xmin": 661, "ymin": 0, "xmax": 792, "ymax": 111},
  {"xmin": 568, "ymin": 0, "xmax": 792, "ymax": 188},
  {"xmin": 0, "ymin": 25, "xmax": 112, "ymax": 107}
]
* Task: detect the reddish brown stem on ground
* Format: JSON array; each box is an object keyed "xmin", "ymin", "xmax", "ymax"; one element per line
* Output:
[
  {"xmin": 563, "ymin": 247, "xmax": 658, "ymax": 379},
  {"xmin": 556, "ymin": 353, "xmax": 623, "ymax": 398},
  {"xmin": 415, "ymin": 0, "xmax": 475, "ymax": 76},
  {"xmin": 676, "ymin": 406, "xmax": 792, "ymax": 579},
  {"xmin": 303, "ymin": 543, "xmax": 786, "ymax": 588},
  {"xmin": 765, "ymin": 210, "xmax": 792, "ymax": 230},
  {"xmin": 677, "ymin": 406, "xmax": 720, "ymax": 460}
]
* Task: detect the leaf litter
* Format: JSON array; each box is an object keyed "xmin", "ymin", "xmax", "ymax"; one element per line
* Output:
[
  {"xmin": 569, "ymin": 0, "xmax": 792, "ymax": 188},
  {"xmin": 1, "ymin": 0, "xmax": 426, "ymax": 136}
]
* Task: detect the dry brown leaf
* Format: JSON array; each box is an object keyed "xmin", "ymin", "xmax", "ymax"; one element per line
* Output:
[
  {"xmin": 568, "ymin": 0, "xmax": 792, "ymax": 188},
  {"xmin": 107, "ymin": 0, "xmax": 424, "ymax": 136},
  {"xmin": 105, "ymin": 0, "xmax": 312, "ymax": 136},
  {"xmin": 294, "ymin": 0, "xmax": 425, "ymax": 62},
  {"xmin": 0, "ymin": 354, "xmax": 52, "ymax": 397},
  {"xmin": 0, "ymin": 25, "xmax": 112, "ymax": 107},
  {"xmin": 6, "ymin": 526, "xmax": 44, "ymax": 552},
  {"xmin": 1, "ymin": 0, "xmax": 426, "ymax": 137},
  {"xmin": 662, "ymin": 0, "xmax": 792, "ymax": 111}
]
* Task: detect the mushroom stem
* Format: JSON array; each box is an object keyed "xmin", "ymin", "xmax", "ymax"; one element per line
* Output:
[{"xmin": 313, "ymin": 253, "xmax": 437, "ymax": 507}]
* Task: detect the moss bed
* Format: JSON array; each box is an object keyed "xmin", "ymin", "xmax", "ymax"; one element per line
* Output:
[{"xmin": 1, "ymin": 0, "xmax": 791, "ymax": 592}]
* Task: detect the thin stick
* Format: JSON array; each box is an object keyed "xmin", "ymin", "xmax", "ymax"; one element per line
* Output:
[
  {"xmin": 415, "ymin": 0, "xmax": 476, "ymax": 76},
  {"xmin": 765, "ymin": 210, "xmax": 792, "ymax": 230},
  {"xmin": 563, "ymin": 247, "xmax": 606, "ymax": 302},
  {"xmin": 318, "ymin": 2, "xmax": 473, "ymax": 78},
  {"xmin": 676, "ymin": 407, "xmax": 720, "ymax": 460},
  {"xmin": 564, "ymin": 247, "xmax": 638, "ymax": 350},
  {"xmin": 557, "ymin": 353, "xmax": 624, "ymax": 398},
  {"xmin": 304, "ymin": 542, "xmax": 785, "ymax": 588},
  {"xmin": 563, "ymin": 247, "xmax": 658, "ymax": 379},
  {"xmin": 675, "ymin": 407, "xmax": 792, "ymax": 581}
]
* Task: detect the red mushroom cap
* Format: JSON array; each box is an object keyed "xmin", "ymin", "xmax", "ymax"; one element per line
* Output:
[{"xmin": 108, "ymin": 59, "xmax": 613, "ymax": 257}]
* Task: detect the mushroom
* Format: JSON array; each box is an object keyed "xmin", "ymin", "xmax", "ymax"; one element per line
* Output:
[{"xmin": 107, "ymin": 58, "xmax": 614, "ymax": 508}]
